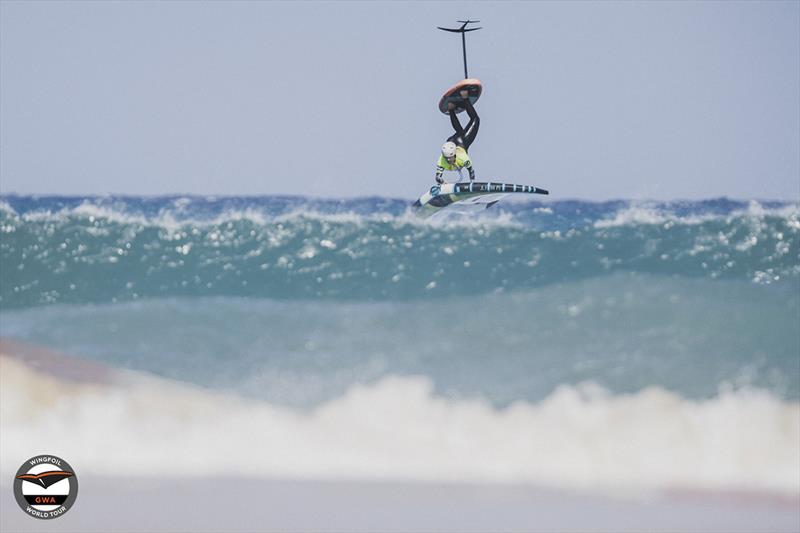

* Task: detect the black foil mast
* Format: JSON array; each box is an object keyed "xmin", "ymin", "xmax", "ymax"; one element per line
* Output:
[{"xmin": 437, "ymin": 20, "xmax": 482, "ymax": 79}]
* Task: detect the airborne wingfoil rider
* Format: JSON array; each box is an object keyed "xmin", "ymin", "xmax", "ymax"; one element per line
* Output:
[{"xmin": 435, "ymin": 90, "xmax": 480, "ymax": 184}]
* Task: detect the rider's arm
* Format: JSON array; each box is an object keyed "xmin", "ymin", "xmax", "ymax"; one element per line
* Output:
[
  {"xmin": 435, "ymin": 155, "xmax": 447, "ymax": 184},
  {"xmin": 464, "ymin": 159, "xmax": 475, "ymax": 180},
  {"xmin": 456, "ymin": 149, "xmax": 475, "ymax": 181}
]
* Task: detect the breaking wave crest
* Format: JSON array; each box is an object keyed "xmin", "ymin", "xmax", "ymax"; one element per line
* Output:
[
  {"xmin": 2, "ymin": 355, "xmax": 797, "ymax": 494},
  {"xmin": 2, "ymin": 196, "xmax": 797, "ymax": 307}
]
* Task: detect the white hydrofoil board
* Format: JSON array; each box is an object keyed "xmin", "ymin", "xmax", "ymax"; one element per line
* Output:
[{"xmin": 412, "ymin": 181, "xmax": 548, "ymax": 218}]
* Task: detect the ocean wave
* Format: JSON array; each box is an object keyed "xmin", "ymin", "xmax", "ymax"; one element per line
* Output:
[
  {"xmin": 2, "ymin": 275, "xmax": 797, "ymax": 405},
  {"xmin": 1, "ymin": 355, "xmax": 797, "ymax": 494},
  {"xmin": 1, "ymin": 197, "xmax": 797, "ymax": 307},
  {"xmin": 0, "ymin": 197, "xmax": 528, "ymax": 232},
  {"xmin": 5, "ymin": 196, "xmax": 797, "ymax": 225}
]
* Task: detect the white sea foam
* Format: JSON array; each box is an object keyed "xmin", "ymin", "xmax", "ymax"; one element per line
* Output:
[
  {"xmin": 18, "ymin": 201, "xmax": 153, "ymax": 227},
  {"xmin": 0, "ymin": 200, "xmax": 17, "ymax": 215},
  {"xmin": 8, "ymin": 198, "xmax": 797, "ymax": 235},
  {"xmin": 4, "ymin": 199, "xmax": 270, "ymax": 231},
  {"xmin": 272, "ymin": 207, "xmax": 524, "ymax": 231},
  {"xmin": 1, "ymin": 356, "xmax": 797, "ymax": 495},
  {"xmin": 594, "ymin": 201, "xmax": 800, "ymax": 229},
  {"xmin": 3, "ymin": 198, "xmax": 528, "ymax": 232}
]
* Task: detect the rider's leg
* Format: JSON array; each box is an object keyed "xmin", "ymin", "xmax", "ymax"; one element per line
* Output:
[
  {"xmin": 449, "ymin": 109, "xmax": 464, "ymax": 137},
  {"xmin": 461, "ymin": 98, "xmax": 480, "ymax": 150}
]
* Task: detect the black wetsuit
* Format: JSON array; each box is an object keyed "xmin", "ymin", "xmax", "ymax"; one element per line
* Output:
[
  {"xmin": 435, "ymin": 97, "xmax": 480, "ymax": 184},
  {"xmin": 447, "ymin": 97, "xmax": 480, "ymax": 150}
]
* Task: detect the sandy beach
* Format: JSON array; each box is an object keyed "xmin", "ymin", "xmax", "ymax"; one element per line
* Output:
[{"xmin": 1, "ymin": 476, "xmax": 798, "ymax": 532}]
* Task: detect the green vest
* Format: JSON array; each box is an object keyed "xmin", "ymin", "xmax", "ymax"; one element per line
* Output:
[{"xmin": 437, "ymin": 146, "xmax": 471, "ymax": 171}]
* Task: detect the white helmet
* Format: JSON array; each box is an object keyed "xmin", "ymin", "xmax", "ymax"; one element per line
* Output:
[{"xmin": 441, "ymin": 142, "xmax": 457, "ymax": 159}]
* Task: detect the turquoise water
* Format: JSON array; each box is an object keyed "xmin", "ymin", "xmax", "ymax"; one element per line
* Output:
[{"xmin": 1, "ymin": 196, "xmax": 798, "ymax": 404}]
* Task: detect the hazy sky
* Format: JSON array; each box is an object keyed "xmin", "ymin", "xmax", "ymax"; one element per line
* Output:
[{"xmin": 1, "ymin": 0, "xmax": 798, "ymax": 200}]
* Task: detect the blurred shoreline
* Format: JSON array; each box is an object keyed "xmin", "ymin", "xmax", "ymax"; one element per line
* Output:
[{"xmin": 2, "ymin": 476, "xmax": 799, "ymax": 532}]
